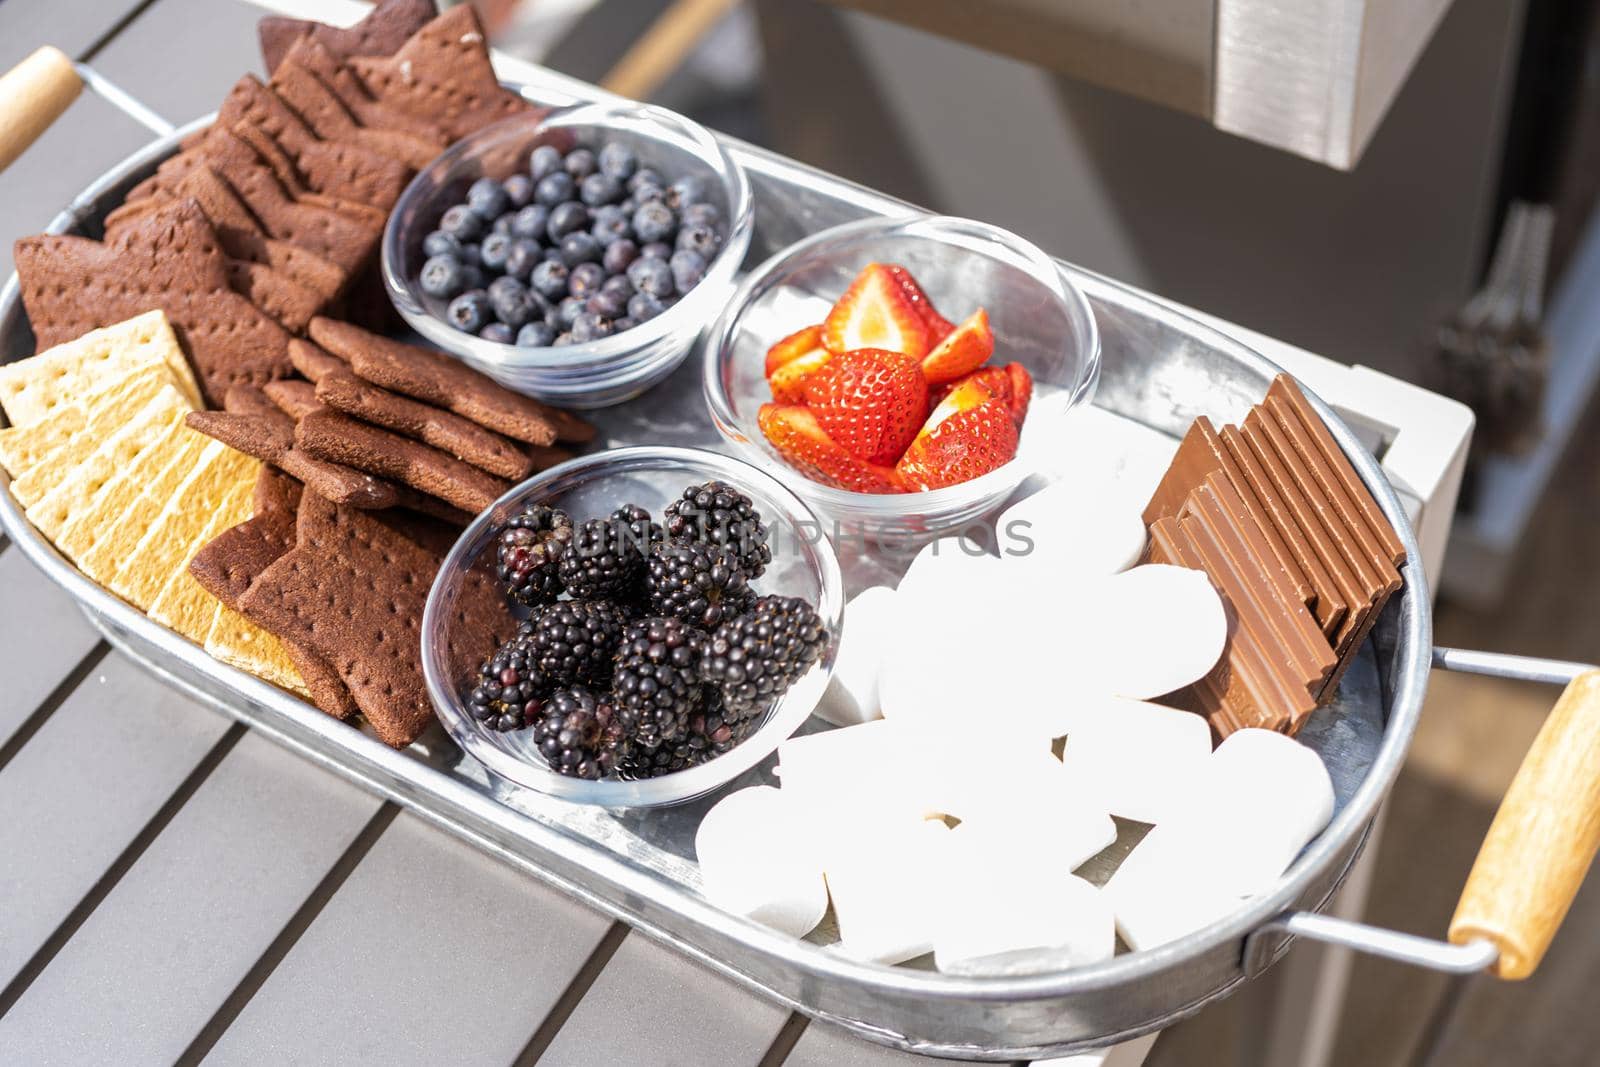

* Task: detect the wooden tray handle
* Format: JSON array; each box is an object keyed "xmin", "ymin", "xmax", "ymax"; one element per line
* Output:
[
  {"xmin": 1449, "ymin": 669, "xmax": 1600, "ymax": 978},
  {"xmin": 0, "ymin": 47, "xmax": 83, "ymax": 173}
]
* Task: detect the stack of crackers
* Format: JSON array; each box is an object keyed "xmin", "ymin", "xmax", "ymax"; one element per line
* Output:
[{"xmin": 1, "ymin": 2, "xmax": 595, "ymax": 748}]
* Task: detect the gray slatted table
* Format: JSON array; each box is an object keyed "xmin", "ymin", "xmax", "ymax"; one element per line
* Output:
[{"xmin": 0, "ymin": 2, "xmax": 1477, "ymax": 1065}]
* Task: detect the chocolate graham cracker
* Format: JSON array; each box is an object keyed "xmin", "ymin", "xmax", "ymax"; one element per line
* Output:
[
  {"xmin": 268, "ymin": 57, "xmax": 444, "ymax": 172},
  {"xmin": 295, "ymin": 408, "xmax": 510, "ymax": 514},
  {"xmin": 347, "ymin": 7, "xmax": 532, "ymax": 142},
  {"xmin": 15, "ymin": 199, "xmax": 294, "ymax": 406},
  {"xmin": 1141, "ymin": 373, "xmax": 1405, "ymax": 736},
  {"xmin": 186, "ymin": 408, "xmax": 400, "ymax": 510},
  {"xmin": 275, "ymin": 36, "xmax": 447, "ymax": 146},
  {"xmin": 288, "ymin": 337, "xmax": 349, "ymax": 381},
  {"xmin": 259, "ymin": 0, "xmax": 438, "ymax": 75},
  {"xmin": 262, "ymin": 378, "xmax": 327, "ymax": 421},
  {"xmin": 308, "ymin": 317, "xmax": 594, "ymax": 444},
  {"xmin": 316, "ymin": 369, "xmax": 534, "ymax": 480},
  {"xmin": 239, "ymin": 499, "xmax": 510, "ymax": 747}
]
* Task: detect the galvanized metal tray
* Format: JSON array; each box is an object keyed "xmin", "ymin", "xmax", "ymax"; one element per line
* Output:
[{"xmin": 0, "ymin": 76, "xmax": 1440, "ymax": 1060}]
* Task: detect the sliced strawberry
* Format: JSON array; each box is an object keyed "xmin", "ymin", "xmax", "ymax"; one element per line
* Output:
[
  {"xmin": 885, "ymin": 264, "xmax": 956, "ymax": 342},
  {"xmin": 896, "ymin": 397, "xmax": 1019, "ymax": 491},
  {"xmin": 764, "ymin": 324, "xmax": 825, "ymax": 377},
  {"xmin": 758, "ymin": 404, "xmax": 905, "ymax": 493},
  {"xmin": 822, "ymin": 264, "xmax": 929, "ymax": 359},
  {"xmin": 919, "ymin": 308, "xmax": 993, "ymax": 384},
  {"xmin": 1004, "ymin": 362, "xmax": 1033, "ymax": 424},
  {"xmin": 802, "ymin": 347, "xmax": 929, "ymax": 465},
  {"xmin": 768, "ymin": 347, "xmax": 833, "ymax": 403}
]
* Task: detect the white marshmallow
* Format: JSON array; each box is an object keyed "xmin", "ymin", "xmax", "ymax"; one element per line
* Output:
[
  {"xmin": 997, "ymin": 481, "xmax": 1147, "ymax": 580},
  {"xmin": 1056, "ymin": 696, "xmax": 1215, "ymax": 825},
  {"xmin": 777, "ymin": 720, "xmax": 925, "ymax": 825},
  {"xmin": 933, "ymin": 833, "xmax": 1115, "ymax": 976},
  {"xmin": 935, "ymin": 752, "xmax": 1117, "ymax": 871},
  {"xmin": 816, "ymin": 585, "xmax": 900, "ymax": 727},
  {"xmin": 1064, "ymin": 565, "xmax": 1227, "ymax": 700},
  {"xmin": 895, "ymin": 535, "xmax": 1001, "ymax": 610},
  {"xmin": 1104, "ymin": 729, "xmax": 1335, "ymax": 950},
  {"xmin": 695, "ymin": 787, "xmax": 828, "ymax": 939},
  {"xmin": 828, "ymin": 819, "xmax": 951, "ymax": 964}
]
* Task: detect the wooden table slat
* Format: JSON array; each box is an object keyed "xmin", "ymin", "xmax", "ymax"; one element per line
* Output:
[
  {"xmin": 0, "ymin": 653, "xmax": 232, "ymax": 991},
  {"xmin": 0, "ymin": 0, "xmax": 151, "ymax": 75},
  {"xmin": 0, "ymin": 548, "xmax": 101, "ymax": 746},
  {"xmin": 536, "ymin": 930, "xmax": 791, "ymax": 1067},
  {"xmin": 201, "ymin": 811, "xmax": 613, "ymax": 1066},
  {"xmin": 0, "ymin": 729, "xmax": 382, "ymax": 1064},
  {"xmin": 87, "ymin": 0, "xmax": 267, "ymax": 124}
]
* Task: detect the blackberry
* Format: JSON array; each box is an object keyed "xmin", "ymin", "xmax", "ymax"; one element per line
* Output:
[
  {"xmin": 645, "ymin": 539, "xmax": 753, "ymax": 629},
  {"xmin": 701, "ymin": 595, "xmax": 829, "ymax": 717},
  {"xmin": 518, "ymin": 598, "xmax": 627, "ymax": 687},
  {"xmin": 496, "ymin": 504, "xmax": 574, "ymax": 605},
  {"xmin": 557, "ymin": 507, "xmax": 660, "ymax": 600},
  {"xmin": 532, "ymin": 686, "xmax": 627, "ymax": 779},
  {"xmin": 466, "ymin": 635, "xmax": 549, "ymax": 731},
  {"xmin": 610, "ymin": 616, "xmax": 705, "ymax": 748},
  {"xmin": 618, "ymin": 691, "xmax": 752, "ymax": 779},
  {"xmin": 662, "ymin": 480, "xmax": 772, "ymax": 578}
]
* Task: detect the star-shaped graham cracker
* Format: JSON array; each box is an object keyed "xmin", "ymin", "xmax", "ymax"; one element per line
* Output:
[
  {"xmin": 15, "ymin": 198, "xmax": 294, "ymax": 407},
  {"xmin": 349, "ymin": 6, "xmax": 534, "ymax": 142},
  {"xmin": 259, "ymin": 0, "xmax": 437, "ymax": 74}
]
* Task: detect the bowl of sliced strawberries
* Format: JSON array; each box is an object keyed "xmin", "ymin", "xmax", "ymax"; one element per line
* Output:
[{"xmin": 703, "ymin": 214, "xmax": 1099, "ymax": 535}]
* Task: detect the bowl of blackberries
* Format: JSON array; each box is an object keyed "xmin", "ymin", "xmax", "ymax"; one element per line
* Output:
[
  {"xmin": 422, "ymin": 446, "xmax": 843, "ymax": 806},
  {"xmin": 383, "ymin": 100, "xmax": 753, "ymax": 409}
]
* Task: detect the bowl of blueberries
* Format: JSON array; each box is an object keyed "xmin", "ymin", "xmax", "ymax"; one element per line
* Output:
[{"xmin": 382, "ymin": 100, "xmax": 753, "ymax": 408}]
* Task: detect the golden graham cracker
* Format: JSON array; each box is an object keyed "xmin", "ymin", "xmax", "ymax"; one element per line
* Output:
[
  {"xmin": 203, "ymin": 603, "xmax": 309, "ymax": 696},
  {"xmin": 3, "ymin": 363, "xmax": 178, "ymax": 506},
  {"xmin": 0, "ymin": 310, "xmax": 200, "ymax": 428},
  {"xmin": 109, "ymin": 442, "xmax": 260, "ymax": 610},
  {"xmin": 24, "ymin": 387, "xmax": 191, "ymax": 541},
  {"xmin": 55, "ymin": 420, "xmax": 209, "ymax": 566},
  {"xmin": 76, "ymin": 431, "xmax": 215, "ymax": 586},
  {"xmin": 147, "ymin": 481, "xmax": 255, "ymax": 640}
]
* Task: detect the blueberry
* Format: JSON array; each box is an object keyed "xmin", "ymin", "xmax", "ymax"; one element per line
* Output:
[
  {"xmin": 613, "ymin": 316, "xmax": 638, "ymax": 332},
  {"xmin": 467, "ymin": 177, "xmax": 510, "ymax": 221},
  {"xmin": 559, "ymin": 231, "xmax": 601, "ymax": 266},
  {"xmin": 516, "ymin": 321, "xmax": 556, "ymax": 347},
  {"xmin": 542, "ymin": 246, "xmax": 566, "ymax": 263},
  {"xmin": 457, "ymin": 242, "xmax": 483, "ymax": 268},
  {"xmin": 505, "ymin": 238, "xmax": 542, "ymax": 281},
  {"xmin": 530, "ymin": 260, "xmax": 570, "ymax": 300},
  {"xmin": 503, "ymin": 173, "xmax": 535, "ymax": 209},
  {"xmin": 480, "ymin": 321, "xmax": 515, "ymax": 344},
  {"xmin": 632, "ymin": 202, "xmax": 676, "ymax": 244},
  {"xmin": 590, "ymin": 207, "xmax": 632, "ymax": 245},
  {"xmin": 602, "ymin": 238, "xmax": 639, "ymax": 274},
  {"xmin": 419, "ymin": 254, "xmax": 466, "ymax": 298},
  {"xmin": 628, "ymin": 167, "xmax": 663, "ymax": 192},
  {"xmin": 447, "ymin": 289, "xmax": 492, "ymax": 333},
  {"xmin": 546, "ymin": 201, "xmax": 589, "ymax": 242},
  {"xmin": 641, "ymin": 241, "xmax": 672, "ymax": 261},
  {"xmin": 568, "ymin": 261, "xmax": 606, "ymax": 297},
  {"xmin": 632, "ymin": 183, "xmax": 667, "ymax": 206},
  {"xmin": 422, "ymin": 230, "xmax": 463, "ymax": 258},
  {"xmin": 627, "ymin": 255, "xmax": 674, "ymax": 298},
  {"xmin": 439, "ymin": 204, "xmax": 485, "ymax": 241},
  {"xmin": 570, "ymin": 311, "xmax": 614, "ymax": 342},
  {"xmin": 510, "ymin": 204, "xmax": 549, "ymax": 240},
  {"xmin": 598, "ymin": 142, "xmax": 637, "ymax": 180},
  {"xmin": 480, "ymin": 232, "xmax": 514, "ymax": 273},
  {"xmin": 600, "ymin": 273, "xmax": 635, "ymax": 299},
  {"xmin": 457, "ymin": 262, "xmax": 486, "ymax": 292},
  {"xmin": 682, "ymin": 202, "xmax": 721, "ymax": 229},
  {"xmin": 563, "ymin": 148, "xmax": 597, "ymax": 178},
  {"xmin": 580, "ymin": 173, "xmax": 622, "ymax": 207},
  {"xmin": 535, "ymin": 171, "xmax": 575, "ymax": 207},
  {"xmin": 556, "ymin": 296, "xmax": 586, "ymax": 330},
  {"xmin": 675, "ymin": 223, "xmax": 719, "ymax": 260},
  {"xmin": 488, "ymin": 276, "xmax": 540, "ymax": 328},
  {"xmin": 670, "ymin": 249, "xmax": 707, "ymax": 292},
  {"xmin": 586, "ymin": 288, "xmax": 627, "ymax": 319},
  {"xmin": 617, "ymin": 197, "xmax": 638, "ymax": 216},
  {"xmin": 529, "ymin": 144, "xmax": 563, "ymax": 180},
  {"xmin": 490, "ymin": 213, "xmax": 514, "ymax": 236},
  {"xmin": 553, "ymin": 332, "xmax": 574, "ymax": 347},
  {"xmin": 666, "ymin": 176, "xmax": 705, "ymax": 210},
  {"xmin": 627, "ymin": 291, "xmax": 666, "ymax": 323}
]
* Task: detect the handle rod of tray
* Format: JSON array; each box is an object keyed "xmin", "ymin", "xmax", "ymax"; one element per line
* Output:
[
  {"xmin": 0, "ymin": 48, "xmax": 173, "ymax": 175},
  {"xmin": 1431, "ymin": 645, "xmax": 1594, "ymax": 686},
  {"xmin": 1251, "ymin": 911, "xmax": 1500, "ymax": 974}
]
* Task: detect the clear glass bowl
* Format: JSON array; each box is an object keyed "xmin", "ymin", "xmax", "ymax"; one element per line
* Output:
[
  {"xmin": 702, "ymin": 214, "xmax": 1100, "ymax": 538},
  {"xmin": 383, "ymin": 101, "xmax": 754, "ymax": 409},
  {"xmin": 422, "ymin": 446, "xmax": 845, "ymax": 807}
]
